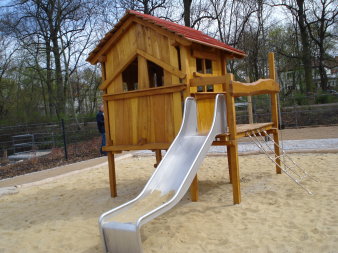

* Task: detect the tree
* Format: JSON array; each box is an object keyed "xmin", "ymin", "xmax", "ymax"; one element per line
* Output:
[
  {"xmin": 273, "ymin": 0, "xmax": 315, "ymax": 92},
  {"xmin": 305, "ymin": 0, "xmax": 337, "ymax": 90}
]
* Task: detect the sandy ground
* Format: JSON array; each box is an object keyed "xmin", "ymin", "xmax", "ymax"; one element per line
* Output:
[
  {"xmin": 0, "ymin": 153, "xmax": 337, "ymax": 253},
  {"xmin": 280, "ymin": 125, "xmax": 338, "ymax": 140}
]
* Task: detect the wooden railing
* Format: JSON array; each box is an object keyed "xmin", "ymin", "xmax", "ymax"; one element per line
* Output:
[
  {"xmin": 189, "ymin": 75, "xmax": 279, "ymax": 97},
  {"xmin": 102, "ymin": 84, "xmax": 186, "ymax": 101}
]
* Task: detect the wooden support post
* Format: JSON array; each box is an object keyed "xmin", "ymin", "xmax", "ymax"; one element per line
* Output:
[
  {"xmin": 226, "ymin": 146, "xmax": 233, "ymax": 184},
  {"xmin": 268, "ymin": 52, "xmax": 282, "ymax": 174},
  {"xmin": 225, "ymin": 73, "xmax": 241, "ymax": 204},
  {"xmin": 103, "ymin": 89, "xmax": 117, "ymax": 197},
  {"xmin": 191, "ymin": 175, "xmax": 199, "ymax": 202},
  {"xmin": 247, "ymin": 96, "xmax": 253, "ymax": 124},
  {"xmin": 221, "ymin": 53, "xmax": 233, "ymax": 184},
  {"xmin": 138, "ymin": 55, "xmax": 149, "ymax": 89},
  {"xmin": 154, "ymin": 150, "xmax": 162, "ymax": 168},
  {"xmin": 108, "ymin": 152, "xmax": 117, "ymax": 197},
  {"xmin": 180, "ymin": 45, "xmax": 198, "ymax": 201}
]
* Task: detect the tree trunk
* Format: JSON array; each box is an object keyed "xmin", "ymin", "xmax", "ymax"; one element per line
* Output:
[
  {"xmin": 183, "ymin": 0, "xmax": 192, "ymax": 27},
  {"xmin": 296, "ymin": 0, "xmax": 314, "ymax": 92}
]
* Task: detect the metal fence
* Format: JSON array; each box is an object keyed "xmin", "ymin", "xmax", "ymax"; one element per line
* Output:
[
  {"xmin": 236, "ymin": 94, "xmax": 338, "ymax": 128},
  {"xmin": 0, "ymin": 117, "xmax": 100, "ymax": 160},
  {"xmin": 1, "ymin": 94, "xmax": 337, "ymax": 161}
]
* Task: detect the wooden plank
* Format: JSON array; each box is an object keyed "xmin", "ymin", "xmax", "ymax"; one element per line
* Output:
[
  {"xmin": 136, "ymin": 49, "xmax": 186, "ymax": 79},
  {"xmin": 192, "ymin": 92, "xmax": 227, "ymax": 100},
  {"xmin": 192, "ymin": 49, "xmax": 218, "ymax": 61},
  {"xmin": 193, "ymin": 72, "xmax": 215, "ymax": 78},
  {"xmin": 130, "ymin": 98, "xmax": 138, "ymax": 144},
  {"xmin": 169, "ymin": 40, "xmax": 180, "ymax": 85},
  {"xmin": 164, "ymin": 94, "xmax": 175, "ymax": 142},
  {"xmin": 247, "ymin": 96, "xmax": 253, "ymax": 124},
  {"xmin": 138, "ymin": 96, "xmax": 150, "ymax": 145},
  {"xmin": 103, "ymin": 143, "xmax": 171, "ymax": 152},
  {"xmin": 268, "ymin": 52, "xmax": 282, "ymax": 174},
  {"xmin": 225, "ymin": 73, "xmax": 241, "ymax": 204},
  {"xmin": 103, "ymin": 89, "xmax": 117, "ymax": 198},
  {"xmin": 107, "ymin": 152, "xmax": 117, "ymax": 197},
  {"xmin": 272, "ymin": 129, "xmax": 282, "ymax": 174},
  {"xmin": 154, "ymin": 150, "xmax": 162, "ymax": 168},
  {"xmin": 172, "ymin": 92, "xmax": 183, "ymax": 134},
  {"xmin": 102, "ymin": 84, "xmax": 186, "ymax": 101},
  {"xmin": 180, "ymin": 45, "xmax": 192, "ymax": 96},
  {"xmin": 138, "ymin": 55, "xmax": 149, "ymax": 89},
  {"xmin": 99, "ymin": 50, "xmax": 137, "ymax": 90},
  {"xmin": 190, "ymin": 175, "xmax": 199, "ymax": 202},
  {"xmin": 89, "ymin": 17, "xmax": 135, "ymax": 64},
  {"xmin": 133, "ymin": 18, "xmax": 191, "ymax": 47},
  {"xmin": 230, "ymin": 79, "xmax": 280, "ymax": 97},
  {"xmin": 190, "ymin": 75, "xmax": 227, "ymax": 87}
]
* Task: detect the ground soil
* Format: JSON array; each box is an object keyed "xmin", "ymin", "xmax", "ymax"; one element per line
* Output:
[
  {"xmin": 0, "ymin": 126, "xmax": 337, "ymax": 181},
  {"xmin": 0, "ymin": 137, "xmax": 102, "ymax": 180}
]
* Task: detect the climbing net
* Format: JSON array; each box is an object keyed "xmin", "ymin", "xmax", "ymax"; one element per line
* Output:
[{"xmin": 246, "ymin": 129, "xmax": 317, "ymax": 195}]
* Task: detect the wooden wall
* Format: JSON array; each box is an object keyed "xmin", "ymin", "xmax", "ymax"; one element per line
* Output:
[
  {"xmin": 103, "ymin": 19, "xmax": 232, "ymax": 147},
  {"xmin": 106, "ymin": 88, "xmax": 183, "ymax": 146}
]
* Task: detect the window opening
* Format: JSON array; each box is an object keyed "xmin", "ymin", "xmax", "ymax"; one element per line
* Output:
[
  {"xmin": 148, "ymin": 60, "xmax": 164, "ymax": 88},
  {"xmin": 205, "ymin": 59, "xmax": 212, "ymax": 74},
  {"xmin": 122, "ymin": 58, "xmax": 138, "ymax": 91},
  {"xmin": 196, "ymin": 58, "xmax": 214, "ymax": 92},
  {"xmin": 196, "ymin": 58, "xmax": 204, "ymax": 73}
]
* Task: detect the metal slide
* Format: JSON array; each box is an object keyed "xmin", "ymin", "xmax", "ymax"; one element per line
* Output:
[{"xmin": 99, "ymin": 94, "xmax": 227, "ymax": 253}]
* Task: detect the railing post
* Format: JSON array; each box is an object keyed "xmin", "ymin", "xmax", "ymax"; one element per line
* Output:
[{"xmin": 268, "ymin": 52, "xmax": 282, "ymax": 174}]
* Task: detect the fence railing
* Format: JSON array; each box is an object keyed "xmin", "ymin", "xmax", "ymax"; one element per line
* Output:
[{"xmin": 0, "ymin": 117, "xmax": 100, "ymax": 160}]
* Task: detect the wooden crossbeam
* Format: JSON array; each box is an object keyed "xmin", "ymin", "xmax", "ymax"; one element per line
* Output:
[
  {"xmin": 99, "ymin": 50, "xmax": 137, "ymax": 90},
  {"xmin": 136, "ymin": 49, "xmax": 186, "ymax": 79},
  {"xmin": 102, "ymin": 84, "xmax": 186, "ymax": 101},
  {"xmin": 190, "ymin": 75, "xmax": 227, "ymax": 86},
  {"xmin": 230, "ymin": 79, "xmax": 280, "ymax": 97}
]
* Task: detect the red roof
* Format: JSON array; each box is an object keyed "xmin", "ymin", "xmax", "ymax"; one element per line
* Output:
[{"xmin": 87, "ymin": 10, "xmax": 246, "ymax": 63}]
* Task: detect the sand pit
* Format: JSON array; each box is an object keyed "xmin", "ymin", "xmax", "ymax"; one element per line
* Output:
[{"xmin": 0, "ymin": 153, "xmax": 337, "ymax": 253}]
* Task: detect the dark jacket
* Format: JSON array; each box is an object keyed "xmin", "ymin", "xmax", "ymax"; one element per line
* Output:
[{"xmin": 96, "ymin": 111, "xmax": 105, "ymax": 134}]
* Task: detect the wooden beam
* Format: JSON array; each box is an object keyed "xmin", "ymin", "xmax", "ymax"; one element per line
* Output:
[
  {"xmin": 179, "ymin": 45, "xmax": 192, "ymax": 95},
  {"xmin": 103, "ymin": 142, "xmax": 171, "ymax": 152},
  {"xmin": 136, "ymin": 49, "xmax": 186, "ymax": 79},
  {"xmin": 192, "ymin": 49, "xmax": 218, "ymax": 61},
  {"xmin": 133, "ymin": 18, "xmax": 191, "ymax": 47},
  {"xmin": 190, "ymin": 75, "xmax": 227, "ymax": 87},
  {"xmin": 98, "ymin": 56, "xmax": 107, "ymax": 63},
  {"xmin": 230, "ymin": 79, "xmax": 280, "ymax": 97},
  {"xmin": 102, "ymin": 84, "xmax": 186, "ymax": 101},
  {"xmin": 191, "ymin": 175, "xmax": 199, "ymax": 202},
  {"xmin": 103, "ymin": 89, "xmax": 117, "ymax": 198},
  {"xmin": 268, "ymin": 52, "xmax": 282, "ymax": 174},
  {"xmin": 154, "ymin": 150, "xmax": 162, "ymax": 168},
  {"xmin": 89, "ymin": 17, "xmax": 136, "ymax": 64},
  {"xmin": 99, "ymin": 49, "xmax": 137, "ymax": 90},
  {"xmin": 225, "ymin": 73, "xmax": 241, "ymax": 204},
  {"xmin": 138, "ymin": 55, "xmax": 149, "ymax": 89}
]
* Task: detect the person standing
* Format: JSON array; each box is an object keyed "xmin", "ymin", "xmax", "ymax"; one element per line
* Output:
[{"xmin": 96, "ymin": 104, "xmax": 107, "ymax": 156}]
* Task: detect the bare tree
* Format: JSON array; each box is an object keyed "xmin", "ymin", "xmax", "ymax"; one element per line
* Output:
[
  {"xmin": 272, "ymin": 0, "xmax": 315, "ymax": 92},
  {"xmin": 305, "ymin": 0, "xmax": 337, "ymax": 90}
]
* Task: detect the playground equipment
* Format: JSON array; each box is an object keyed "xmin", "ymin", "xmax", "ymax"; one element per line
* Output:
[
  {"xmin": 246, "ymin": 130, "xmax": 317, "ymax": 194},
  {"xmin": 86, "ymin": 10, "xmax": 314, "ymax": 204},
  {"xmin": 99, "ymin": 94, "xmax": 227, "ymax": 253},
  {"xmin": 86, "ymin": 10, "xmax": 316, "ymax": 252}
]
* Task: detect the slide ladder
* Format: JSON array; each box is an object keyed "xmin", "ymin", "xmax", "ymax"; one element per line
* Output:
[
  {"xmin": 247, "ymin": 129, "xmax": 317, "ymax": 194},
  {"xmin": 99, "ymin": 94, "xmax": 227, "ymax": 253}
]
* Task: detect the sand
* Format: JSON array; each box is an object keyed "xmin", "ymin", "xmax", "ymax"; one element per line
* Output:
[{"xmin": 0, "ymin": 153, "xmax": 337, "ymax": 253}]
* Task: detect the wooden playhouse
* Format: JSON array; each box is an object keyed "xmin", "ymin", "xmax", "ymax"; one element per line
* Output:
[{"xmin": 86, "ymin": 10, "xmax": 281, "ymax": 204}]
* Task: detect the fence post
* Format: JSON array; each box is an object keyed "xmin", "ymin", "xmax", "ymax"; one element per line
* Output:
[{"xmin": 61, "ymin": 119, "xmax": 68, "ymax": 160}]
